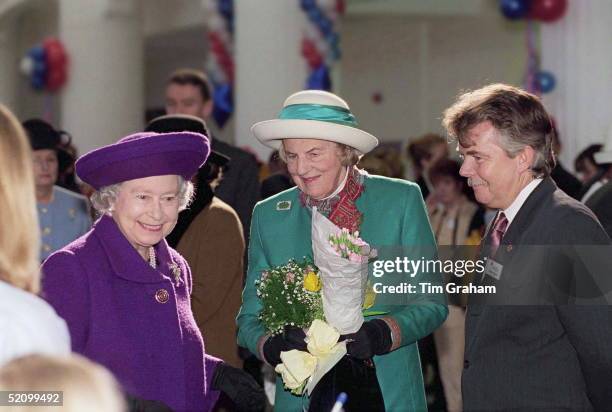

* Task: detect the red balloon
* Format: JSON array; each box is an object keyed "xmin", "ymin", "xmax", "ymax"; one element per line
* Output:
[
  {"xmin": 46, "ymin": 70, "xmax": 65, "ymax": 92},
  {"xmin": 301, "ymin": 38, "xmax": 316, "ymax": 57},
  {"xmin": 336, "ymin": 0, "xmax": 346, "ymax": 15},
  {"xmin": 529, "ymin": 0, "xmax": 567, "ymax": 22}
]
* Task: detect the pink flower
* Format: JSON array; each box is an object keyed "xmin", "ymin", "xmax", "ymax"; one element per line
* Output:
[
  {"xmin": 285, "ymin": 272, "xmax": 295, "ymax": 282},
  {"xmin": 348, "ymin": 252, "xmax": 363, "ymax": 263},
  {"xmin": 261, "ymin": 271, "xmax": 269, "ymax": 280}
]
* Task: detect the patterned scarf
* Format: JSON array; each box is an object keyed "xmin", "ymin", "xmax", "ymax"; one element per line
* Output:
[{"xmin": 300, "ymin": 166, "xmax": 365, "ymax": 233}]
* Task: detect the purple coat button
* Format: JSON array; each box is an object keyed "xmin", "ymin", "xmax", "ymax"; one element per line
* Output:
[{"xmin": 155, "ymin": 289, "xmax": 169, "ymax": 304}]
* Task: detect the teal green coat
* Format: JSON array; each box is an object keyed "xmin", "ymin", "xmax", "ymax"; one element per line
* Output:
[{"xmin": 237, "ymin": 174, "xmax": 447, "ymax": 411}]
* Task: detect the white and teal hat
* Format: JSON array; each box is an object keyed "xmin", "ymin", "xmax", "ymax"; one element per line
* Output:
[{"xmin": 251, "ymin": 90, "xmax": 379, "ymax": 154}]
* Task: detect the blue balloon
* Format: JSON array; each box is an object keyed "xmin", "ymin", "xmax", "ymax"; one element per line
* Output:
[
  {"xmin": 318, "ymin": 17, "xmax": 333, "ymax": 36},
  {"xmin": 308, "ymin": 7, "xmax": 321, "ymax": 21},
  {"xmin": 218, "ymin": 0, "xmax": 233, "ymax": 21},
  {"xmin": 536, "ymin": 71, "xmax": 556, "ymax": 93},
  {"xmin": 28, "ymin": 45, "xmax": 45, "ymax": 62},
  {"xmin": 326, "ymin": 32, "xmax": 339, "ymax": 45},
  {"xmin": 33, "ymin": 59, "xmax": 46, "ymax": 76},
  {"xmin": 306, "ymin": 65, "xmax": 331, "ymax": 91},
  {"xmin": 212, "ymin": 83, "xmax": 233, "ymax": 128},
  {"xmin": 31, "ymin": 73, "xmax": 45, "ymax": 90},
  {"xmin": 300, "ymin": 0, "xmax": 315, "ymax": 11},
  {"xmin": 499, "ymin": 0, "xmax": 530, "ymax": 20}
]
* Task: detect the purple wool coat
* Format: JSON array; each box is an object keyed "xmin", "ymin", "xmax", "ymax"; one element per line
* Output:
[{"xmin": 41, "ymin": 215, "xmax": 221, "ymax": 412}]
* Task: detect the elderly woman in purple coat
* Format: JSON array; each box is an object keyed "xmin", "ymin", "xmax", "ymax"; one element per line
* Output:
[{"xmin": 41, "ymin": 132, "xmax": 265, "ymax": 412}]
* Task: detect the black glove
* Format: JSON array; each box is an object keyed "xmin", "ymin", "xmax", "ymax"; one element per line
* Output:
[
  {"xmin": 343, "ymin": 319, "xmax": 392, "ymax": 359},
  {"xmin": 211, "ymin": 363, "xmax": 266, "ymax": 412},
  {"xmin": 125, "ymin": 393, "xmax": 174, "ymax": 412},
  {"xmin": 262, "ymin": 325, "xmax": 307, "ymax": 366}
]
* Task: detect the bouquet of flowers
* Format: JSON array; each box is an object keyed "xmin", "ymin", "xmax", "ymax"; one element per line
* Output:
[
  {"xmin": 312, "ymin": 207, "xmax": 377, "ymax": 334},
  {"xmin": 256, "ymin": 258, "xmax": 324, "ymax": 335}
]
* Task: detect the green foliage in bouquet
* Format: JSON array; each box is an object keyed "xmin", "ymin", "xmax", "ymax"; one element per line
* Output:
[{"xmin": 256, "ymin": 258, "xmax": 324, "ymax": 335}]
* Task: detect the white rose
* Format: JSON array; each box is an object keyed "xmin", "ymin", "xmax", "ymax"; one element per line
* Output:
[
  {"xmin": 306, "ymin": 319, "xmax": 341, "ymax": 357},
  {"xmin": 274, "ymin": 350, "xmax": 317, "ymax": 390}
]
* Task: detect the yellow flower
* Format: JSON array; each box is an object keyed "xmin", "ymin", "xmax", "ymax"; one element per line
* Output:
[
  {"xmin": 275, "ymin": 350, "xmax": 317, "ymax": 392},
  {"xmin": 303, "ymin": 271, "xmax": 321, "ymax": 292},
  {"xmin": 362, "ymin": 283, "xmax": 376, "ymax": 310}
]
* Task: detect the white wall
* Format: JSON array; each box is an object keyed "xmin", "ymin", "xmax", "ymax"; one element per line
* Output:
[{"xmin": 340, "ymin": 13, "xmax": 527, "ymax": 147}]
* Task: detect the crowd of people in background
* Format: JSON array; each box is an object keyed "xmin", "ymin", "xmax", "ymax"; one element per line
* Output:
[{"xmin": 1, "ymin": 71, "xmax": 611, "ymax": 412}]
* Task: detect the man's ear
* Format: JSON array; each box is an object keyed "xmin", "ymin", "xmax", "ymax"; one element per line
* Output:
[
  {"xmin": 517, "ymin": 145, "xmax": 536, "ymax": 173},
  {"xmin": 201, "ymin": 99, "xmax": 214, "ymax": 119}
]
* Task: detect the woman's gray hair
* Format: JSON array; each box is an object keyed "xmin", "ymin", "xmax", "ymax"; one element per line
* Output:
[
  {"xmin": 90, "ymin": 176, "xmax": 194, "ymax": 215},
  {"xmin": 278, "ymin": 141, "xmax": 362, "ymax": 167}
]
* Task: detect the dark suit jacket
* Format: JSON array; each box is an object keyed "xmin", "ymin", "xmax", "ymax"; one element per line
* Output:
[
  {"xmin": 211, "ymin": 138, "xmax": 260, "ymax": 240},
  {"xmin": 551, "ymin": 162, "xmax": 582, "ymax": 200},
  {"xmin": 463, "ymin": 177, "xmax": 612, "ymax": 411},
  {"xmin": 585, "ymin": 180, "xmax": 612, "ymax": 238}
]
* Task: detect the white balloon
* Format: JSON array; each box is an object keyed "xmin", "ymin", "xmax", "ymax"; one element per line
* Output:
[
  {"xmin": 19, "ymin": 56, "xmax": 34, "ymax": 76},
  {"xmin": 315, "ymin": 37, "xmax": 328, "ymax": 54},
  {"xmin": 303, "ymin": 23, "xmax": 319, "ymax": 40},
  {"xmin": 206, "ymin": 58, "xmax": 227, "ymax": 84},
  {"xmin": 317, "ymin": 0, "xmax": 336, "ymax": 12}
]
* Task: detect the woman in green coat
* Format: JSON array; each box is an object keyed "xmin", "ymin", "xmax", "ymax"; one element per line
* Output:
[{"xmin": 237, "ymin": 90, "xmax": 447, "ymax": 411}]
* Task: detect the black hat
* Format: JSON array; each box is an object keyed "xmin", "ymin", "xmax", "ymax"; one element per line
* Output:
[
  {"xmin": 22, "ymin": 119, "xmax": 74, "ymax": 172},
  {"xmin": 145, "ymin": 114, "xmax": 230, "ymax": 167}
]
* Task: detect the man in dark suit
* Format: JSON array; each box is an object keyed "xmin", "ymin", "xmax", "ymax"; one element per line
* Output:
[
  {"xmin": 443, "ymin": 83, "xmax": 612, "ymax": 411},
  {"xmin": 165, "ymin": 68, "xmax": 260, "ymax": 240},
  {"xmin": 585, "ymin": 139, "xmax": 612, "ymax": 237},
  {"xmin": 550, "ymin": 129, "xmax": 582, "ymax": 200}
]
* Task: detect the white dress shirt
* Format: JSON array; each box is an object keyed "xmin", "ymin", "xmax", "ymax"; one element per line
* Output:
[{"xmin": 502, "ymin": 178, "xmax": 544, "ymax": 227}]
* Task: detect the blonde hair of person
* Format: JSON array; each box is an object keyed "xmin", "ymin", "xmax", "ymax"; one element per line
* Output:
[
  {"xmin": 0, "ymin": 354, "xmax": 126, "ymax": 412},
  {"xmin": 0, "ymin": 105, "xmax": 40, "ymax": 293}
]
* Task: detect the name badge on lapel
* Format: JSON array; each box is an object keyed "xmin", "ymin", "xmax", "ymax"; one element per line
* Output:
[
  {"xmin": 483, "ymin": 258, "xmax": 503, "ymax": 281},
  {"xmin": 276, "ymin": 200, "xmax": 291, "ymax": 211}
]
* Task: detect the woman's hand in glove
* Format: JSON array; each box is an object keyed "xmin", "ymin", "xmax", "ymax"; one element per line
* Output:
[
  {"xmin": 343, "ymin": 319, "xmax": 392, "ymax": 359},
  {"xmin": 262, "ymin": 325, "xmax": 308, "ymax": 366},
  {"xmin": 211, "ymin": 363, "xmax": 266, "ymax": 412}
]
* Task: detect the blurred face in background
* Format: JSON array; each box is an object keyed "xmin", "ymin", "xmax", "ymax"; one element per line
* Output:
[
  {"xmin": 432, "ymin": 175, "xmax": 463, "ymax": 207},
  {"xmin": 32, "ymin": 149, "xmax": 59, "ymax": 189},
  {"xmin": 165, "ymin": 83, "xmax": 212, "ymax": 119},
  {"xmin": 283, "ymin": 139, "xmax": 346, "ymax": 200},
  {"xmin": 423, "ymin": 142, "xmax": 449, "ymax": 172}
]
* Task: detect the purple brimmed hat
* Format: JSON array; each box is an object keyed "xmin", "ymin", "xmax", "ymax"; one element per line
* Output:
[{"xmin": 76, "ymin": 132, "xmax": 209, "ymax": 189}]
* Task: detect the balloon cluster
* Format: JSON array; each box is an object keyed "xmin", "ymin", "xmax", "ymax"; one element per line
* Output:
[
  {"xmin": 300, "ymin": 0, "xmax": 346, "ymax": 90},
  {"xmin": 20, "ymin": 37, "xmax": 69, "ymax": 92},
  {"xmin": 500, "ymin": 0, "xmax": 567, "ymax": 22},
  {"xmin": 499, "ymin": 0, "xmax": 567, "ymax": 95},
  {"xmin": 205, "ymin": 0, "xmax": 234, "ymax": 128}
]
